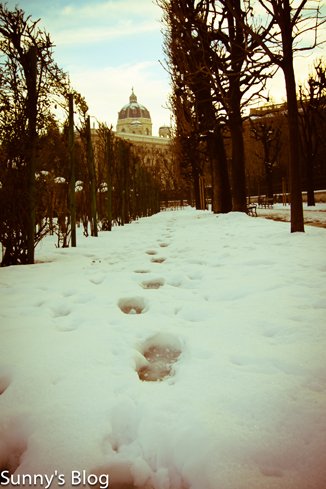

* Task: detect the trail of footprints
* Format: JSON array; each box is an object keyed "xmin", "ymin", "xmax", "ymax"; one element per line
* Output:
[
  {"xmin": 0, "ymin": 222, "xmax": 181, "ymax": 485},
  {"xmin": 119, "ymin": 224, "xmax": 182, "ymax": 382}
]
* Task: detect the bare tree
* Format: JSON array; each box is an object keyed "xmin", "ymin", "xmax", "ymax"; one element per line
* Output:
[
  {"xmin": 159, "ymin": 0, "xmax": 274, "ymax": 213},
  {"xmin": 250, "ymin": 120, "xmax": 282, "ymax": 198},
  {"xmin": 299, "ymin": 58, "xmax": 326, "ymax": 206},
  {"xmin": 0, "ymin": 4, "xmax": 68, "ymax": 265},
  {"xmin": 159, "ymin": 0, "xmax": 233, "ymax": 212},
  {"xmin": 172, "ymin": 86, "xmax": 206, "ymax": 209},
  {"xmin": 208, "ymin": 0, "xmax": 273, "ymax": 211},
  {"xmin": 232, "ymin": 0, "xmax": 325, "ymax": 231}
]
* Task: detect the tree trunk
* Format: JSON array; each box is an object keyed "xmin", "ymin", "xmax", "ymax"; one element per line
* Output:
[
  {"xmin": 208, "ymin": 129, "xmax": 232, "ymax": 213},
  {"xmin": 193, "ymin": 166, "xmax": 202, "ymax": 209},
  {"xmin": 25, "ymin": 46, "xmax": 38, "ymax": 264},
  {"xmin": 68, "ymin": 93, "xmax": 77, "ymax": 246},
  {"xmin": 306, "ymin": 160, "xmax": 315, "ymax": 206},
  {"xmin": 227, "ymin": 1, "xmax": 247, "ymax": 213},
  {"xmin": 229, "ymin": 113, "xmax": 247, "ymax": 212},
  {"xmin": 305, "ymin": 114, "xmax": 316, "ymax": 207},
  {"xmin": 105, "ymin": 130, "xmax": 113, "ymax": 230},
  {"xmin": 281, "ymin": 1, "xmax": 304, "ymax": 232},
  {"xmin": 265, "ymin": 158, "xmax": 274, "ymax": 198},
  {"xmin": 86, "ymin": 116, "xmax": 98, "ymax": 236}
]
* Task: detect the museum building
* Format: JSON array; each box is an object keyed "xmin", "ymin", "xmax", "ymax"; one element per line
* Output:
[{"xmin": 115, "ymin": 89, "xmax": 171, "ymax": 147}]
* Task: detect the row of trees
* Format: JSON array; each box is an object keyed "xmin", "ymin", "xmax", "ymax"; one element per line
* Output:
[
  {"xmin": 1, "ymin": 2, "xmax": 324, "ymax": 266},
  {"xmin": 0, "ymin": 4, "xmax": 83, "ymax": 266},
  {"xmin": 33, "ymin": 120, "xmax": 162, "ymax": 238},
  {"xmin": 247, "ymin": 61, "xmax": 326, "ymax": 205},
  {"xmin": 0, "ymin": 5, "xmax": 162, "ymax": 267},
  {"xmin": 159, "ymin": 0, "xmax": 325, "ymax": 232}
]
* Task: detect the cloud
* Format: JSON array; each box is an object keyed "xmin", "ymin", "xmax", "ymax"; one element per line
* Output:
[
  {"xmin": 46, "ymin": 0, "xmax": 162, "ymax": 46},
  {"xmin": 68, "ymin": 61, "xmax": 171, "ymax": 134},
  {"xmin": 60, "ymin": 0, "xmax": 159, "ymax": 20},
  {"xmin": 52, "ymin": 20, "xmax": 158, "ymax": 46},
  {"xmin": 23, "ymin": 0, "xmax": 170, "ymax": 133}
]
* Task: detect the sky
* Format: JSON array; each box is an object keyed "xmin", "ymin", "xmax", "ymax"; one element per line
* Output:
[
  {"xmin": 6, "ymin": 0, "xmax": 172, "ymax": 134},
  {"xmin": 4, "ymin": 0, "xmax": 326, "ymax": 134},
  {"xmin": 0, "ymin": 206, "xmax": 326, "ymax": 488}
]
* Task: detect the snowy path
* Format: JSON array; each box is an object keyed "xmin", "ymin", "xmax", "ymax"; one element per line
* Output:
[
  {"xmin": 0, "ymin": 209, "xmax": 326, "ymax": 489},
  {"xmin": 255, "ymin": 202, "xmax": 326, "ymax": 228}
]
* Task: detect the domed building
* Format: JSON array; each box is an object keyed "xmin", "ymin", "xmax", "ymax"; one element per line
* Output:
[
  {"xmin": 116, "ymin": 89, "xmax": 152, "ymax": 136},
  {"xmin": 113, "ymin": 89, "xmax": 175, "ymax": 192},
  {"xmin": 85, "ymin": 89, "xmax": 177, "ymax": 210}
]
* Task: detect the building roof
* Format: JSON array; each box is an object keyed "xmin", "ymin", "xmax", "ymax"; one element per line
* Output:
[{"xmin": 118, "ymin": 89, "xmax": 151, "ymax": 121}]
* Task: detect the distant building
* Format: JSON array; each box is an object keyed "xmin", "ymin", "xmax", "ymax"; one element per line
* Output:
[
  {"xmin": 114, "ymin": 89, "xmax": 174, "ymax": 181},
  {"xmin": 115, "ymin": 89, "xmax": 171, "ymax": 146},
  {"xmin": 86, "ymin": 90, "xmax": 177, "ymax": 201},
  {"xmin": 116, "ymin": 88, "xmax": 153, "ymax": 136},
  {"xmin": 115, "ymin": 90, "xmax": 181, "ymax": 201}
]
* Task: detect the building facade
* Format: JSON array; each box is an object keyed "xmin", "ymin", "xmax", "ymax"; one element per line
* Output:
[
  {"xmin": 116, "ymin": 90, "xmax": 181, "ymax": 203},
  {"xmin": 115, "ymin": 90, "xmax": 174, "ymax": 182}
]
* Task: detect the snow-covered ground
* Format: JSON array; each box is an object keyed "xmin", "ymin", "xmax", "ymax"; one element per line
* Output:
[
  {"xmin": 256, "ymin": 202, "xmax": 326, "ymax": 227},
  {"xmin": 1, "ymin": 208, "xmax": 326, "ymax": 489}
]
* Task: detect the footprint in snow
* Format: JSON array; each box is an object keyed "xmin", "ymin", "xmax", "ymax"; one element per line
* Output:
[
  {"xmin": 145, "ymin": 249, "xmax": 157, "ymax": 256},
  {"xmin": 136, "ymin": 333, "xmax": 182, "ymax": 382},
  {"xmin": 118, "ymin": 296, "xmax": 148, "ymax": 315},
  {"xmin": 89, "ymin": 274, "xmax": 105, "ymax": 285},
  {"xmin": 140, "ymin": 278, "xmax": 165, "ymax": 289},
  {"xmin": 51, "ymin": 303, "xmax": 71, "ymax": 318},
  {"xmin": 151, "ymin": 257, "xmax": 166, "ymax": 264}
]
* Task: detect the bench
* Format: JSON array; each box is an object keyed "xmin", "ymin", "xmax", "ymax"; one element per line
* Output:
[
  {"xmin": 247, "ymin": 203, "xmax": 257, "ymax": 217},
  {"xmin": 258, "ymin": 197, "xmax": 274, "ymax": 208}
]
